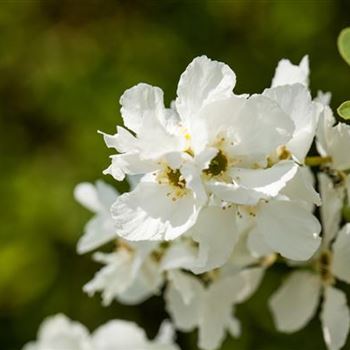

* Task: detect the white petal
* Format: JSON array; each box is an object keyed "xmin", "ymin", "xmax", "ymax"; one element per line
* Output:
[
  {"xmin": 165, "ymin": 270, "xmax": 204, "ymax": 331},
  {"xmin": 83, "ymin": 251, "xmax": 133, "ymax": 306},
  {"xmin": 160, "ymin": 240, "xmax": 197, "ymax": 271},
  {"xmin": 95, "ymin": 180, "xmax": 119, "ymax": 208},
  {"xmin": 269, "ymin": 271, "xmax": 321, "ymax": 332},
  {"xmin": 120, "ymin": 83, "xmax": 165, "ymax": 134},
  {"xmin": 319, "ymin": 173, "xmax": 344, "ymax": 247},
  {"xmin": 321, "ymin": 286, "xmax": 350, "ymax": 350},
  {"xmin": 226, "ymin": 312, "xmax": 241, "ymax": 338},
  {"xmin": 247, "ymin": 228, "xmax": 274, "ymax": 258},
  {"xmin": 105, "ymin": 153, "xmax": 159, "ymax": 181},
  {"xmin": 115, "ymin": 242, "xmax": 163, "ymax": 305},
  {"xmin": 328, "ymin": 121, "xmax": 350, "ymax": 171},
  {"xmin": 154, "ymin": 320, "xmax": 176, "ymax": 345},
  {"xmin": 281, "ymin": 166, "xmax": 321, "ymax": 209},
  {"xmin": 271, "ymin": 55, "xmax": 309, "ymax": 87},
  {"xmin": 76, "ymin": 181, "xmax": 120, "ymax": 254},
  {"xmin": 112, "ymin": 182, "xmax": 200, "ymax": 241},
  {"xmin": 100, "ymin": 126, "xmax": 138, "ymax": 153},
  {"xmin": 227, "ymin": 161, "xmax": 298, "ymax": 202},
  {"xmin": 181, "ymin": 162, "xmax": 208, "ymax": 205},
  {"xmin": 77, "ymin": 213, "xmax": 117, "ymax": 254},
  {"xmin": 316, "ymin": 105, "xmax": 336, "ymax": 158},
  {"xmin": 236, "ymin": 267, "xmax": 266, "ymax": 303},
  {"xmin": 229, "ymin": 231, "xmax": 261, "ymax": 267},
  {"xmin": 317, "ymin": 106, "xmax": 350, "ymax": 171},
  {"xmin": 25, "ymin": 314, "xmax": 92, "ymax": 350},
  {"xmin": 198, "ymin": 274, "xmax": 244, "ymax": 350},
  {"xmin": 332, "ymin": 224, "xmax": 350, "ymax": 283},
  {"xmin": 92, "ymin": 320, "xmax": 148, "ymax": 349},
  {"xmin": 176, "ymin": 56, "xmax": 236, "ymax": 122},
  {"xmin": 74, "ymin": 183, "xmax": 102, "ymax": 213},
  {"xmin": 256, "ymin": 200, "xmax": 321, "ymax": 260},
  {"xmin": 315, "ymin": 90, "xmax": 332, "ymax": 106},
  {"xmin": 190, "ymin": 206, "xmax": 239, "ymax": 274},
  {"xmin": 264, "ymin": 84, "xmax": 320, "ymax": 162},
  {"xmin": 209, "ymin": 163, "xmax": 299, "ymax": 206},
  {"xmin": 189, "ymin": 96, "xmax": 246, "ymax": 153},
  {"xmin": 230, "ymin": 94, "xmax": 295, "ymax": 157}
]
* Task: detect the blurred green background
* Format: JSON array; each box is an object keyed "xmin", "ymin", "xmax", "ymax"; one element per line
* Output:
[{"xmin": 1, "ymin": 1, "xmax": 350, "ymax": 349}]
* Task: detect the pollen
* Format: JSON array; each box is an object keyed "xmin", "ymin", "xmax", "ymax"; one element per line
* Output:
[
  {"xmin": 185, "ymin": 133, "xmax": 191, "ymax": 140},
  {"xmin": 204, "ymin": 150, "xmax": 228, "ymax": 177},
  {"xmin": 167, "ymin": 168, "xmax": 186, "ymax": 189},
  {"xmin": 277, "ymin": 145, "xmax": 291, "ymax": 161}
]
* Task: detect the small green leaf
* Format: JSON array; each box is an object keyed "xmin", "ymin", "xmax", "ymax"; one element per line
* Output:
[
  {"xmin": 338, "ymin": 27, "xmax": 350, "ymax": 65},
  {"xmin": 337, "ymin": 101, "xmax": 350, "ymax": 120}
]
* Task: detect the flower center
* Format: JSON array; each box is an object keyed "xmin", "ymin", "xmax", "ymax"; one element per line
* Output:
[
  {"xmin": 167, "ymin": 168, "xmax": 186, "ymax": 189},
  {"xmin": 316, "ymin": 250, "xmax": 334, "ymax": 285},
  {"xmin": 204, "ymin": 150, "xmax": 228, "ymax": 177}
]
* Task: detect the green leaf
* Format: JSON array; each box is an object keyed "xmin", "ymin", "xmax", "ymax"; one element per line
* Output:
[
  {"xmin": 338, "ymin": 27, "xmax": 350, "ymax": 65},
  {"xmin": 337, "ymin": 101, "xmax": 350, "ymax": 120}
]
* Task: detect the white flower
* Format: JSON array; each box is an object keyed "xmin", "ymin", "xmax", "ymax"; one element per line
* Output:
[
  {"xmin": 22, "ymin": 314, "xmax": 92, "ymax": 350},
  {"xmin": 84, "ymin": 241, "xmax": 163, "ymax": 305},
  {"xmin": 106, "ymin": 56, "xmax": 239, "ymax": 242},
  {"xmin": 74, "ymin": 180, "xmax": 118, "ymax": 254},
  {"xmin": 317, "ymin": 105, "xmax": 350, "ymax": 172},
  {"xmin": 263, "ymin": 83, "xmax": 321, "ymax": 163},
  {"xmin": 271, "ymin": 55, "xmax": 309, "ymax": 88},
  {"xmin": 111, "ymin": 173, "xmax": 203, "ymax": 241},
  {"xmin": 23, "ymin": 314, "xmax": 180, "ymax": 350},
  {"xmin": 91, "ymin": 319, "xmax": 179, "ymax": 350},
  {"xmin": 107, "ymin": 55, "xmax": 315, "ymax": 247},
  {"xmin": 269, "ymin": 174, "xmax": 350, "ymax": 350},
  {"xmin": 165, "ymin": 270, "xmax": 243, "ymax": 350}
]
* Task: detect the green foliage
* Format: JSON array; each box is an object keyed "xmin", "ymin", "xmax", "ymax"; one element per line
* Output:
[
  {"xmin": 338, "ymin": 27, "xmax": 350, "ymax": 66},
  {"xmin": 337, "ymin": 100, "xmax": 350, "ymax": 120}
]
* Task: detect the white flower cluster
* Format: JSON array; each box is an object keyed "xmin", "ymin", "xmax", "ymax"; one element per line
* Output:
[
  {"xmin": 23, "ymin": 314, "xmax": 179, "ymax": 350},
  {"xmin": 28, "ymin": 55, "xmax": 350, "ymax": 350}
]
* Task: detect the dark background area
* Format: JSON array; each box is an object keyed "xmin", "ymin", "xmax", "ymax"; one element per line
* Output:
[{"xmin": 1, "ymin": 1, "xmax": 350, "ymax": 349}]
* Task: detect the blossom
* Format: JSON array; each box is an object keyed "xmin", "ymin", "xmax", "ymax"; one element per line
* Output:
[
  {"xmin": 165, "ymin": 269, "xmax": 243, "ymax": 350},
  {"xmin": 23, "ymin": 314, "xmax": 180, "ymax": 350},
  {"xmin": 317, "ymin": 105, "xmax": 350, "ymax": 173},
  {"xmin": 164, "ymin": 260, "xmax": 265, "ymax": 350},
  {"xmin": 104, "ymin": 56, "xmax": 324, "ymax": 268},
  {"xmin": 269, "ymin": 174, "xmax": 350, "ymax": 350},
  {"xmin": 83, "ymin": 241, "xmax": 163, "ymax": 305},
  {"xmin": 75, "ymin": 179, "xmax": 164, "ymax": 305},
  {"xmin": 106, "ymin": 56, "xmax": 239, "ymax": 242},
  {"xmin": 74, "ymin": 180, "xmax": 119, "ymax": 254},
  {"xmin": 22, "ymin": 314, "xmax": 92, "ymax": 350}
]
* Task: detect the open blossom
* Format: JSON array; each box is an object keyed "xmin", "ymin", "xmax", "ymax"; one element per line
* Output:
[
  {"xmin": 66, "ymin": 53, "xmax": 350, "ymax": 350},
  {"xmin": 23, "ymin": 314, "xmax": 180, "ymax": 350},
  {"xmin": 269, "ymin": 174, "xmax": 350, "ymax": 350},
  {"xmin": 74, "ymin": 180, "xmax": 119, "ymax": 254},
  {"xmin": 164, "ymin": 261, "xmax": 265, "ymax": 350},
  {"xmin": 316, "ymin": 103, "xmax": 350, "ymax": 203},
  {"xmin": 165, "ymin": 269, "xmax": 243, "ymax": 350},
  {"xmin": 75, "ymin": 180, "xmax": 165, "ymax": 305},
  {"xmin": 84, "ymin": 241, "xmax": 164, "ymax": 305},
  {"xmin": 100, "ymin": 55, "xmax": 322, "ymax": 266}
]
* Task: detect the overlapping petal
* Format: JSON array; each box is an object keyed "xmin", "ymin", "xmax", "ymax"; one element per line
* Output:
[
  {"xmin": 321, "ymin": 287, "xmax": 350, "ymax": 350},
  {"xmin": 255, "ymin": 200, "xmax": 321, "ymax": 260},
  {"xmin": 269, "ymin": 271, "xmax": 322, "ymax": 332}
]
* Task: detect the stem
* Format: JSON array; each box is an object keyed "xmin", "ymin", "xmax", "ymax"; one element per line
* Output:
[{"xmin": 305, "ymin": 156, "xmax": 332, "ymax": 166}]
